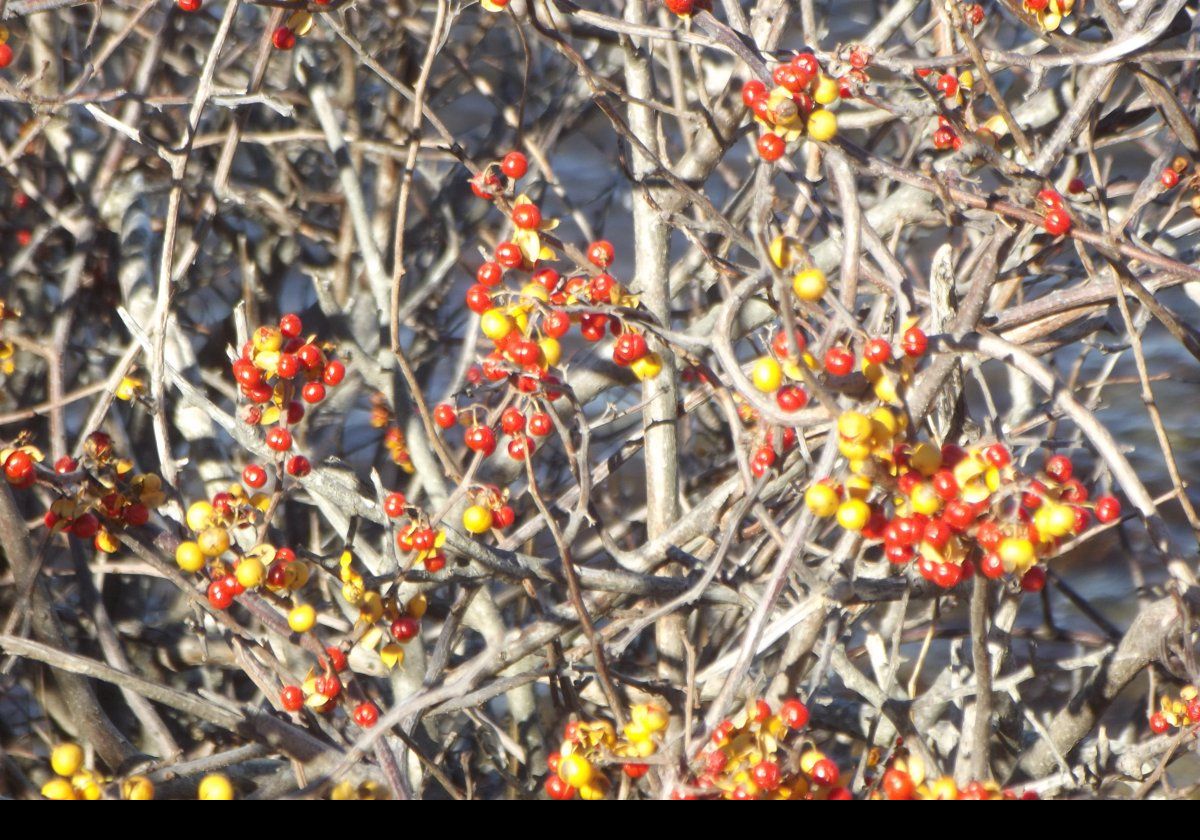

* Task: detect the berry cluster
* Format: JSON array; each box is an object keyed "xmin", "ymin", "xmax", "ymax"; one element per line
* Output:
[
  {"xmin": 544, "ymin": 704, "xmax": 667, "ymax": 800},
  {"xmin": 39, "ymin": 743, "xmax": 153, "ymax": 801},
  {"xmin": 234, "ymin": 313, "xmax": 345, "ymax": 481},
  {"xmin": 869, "ymin": 745, "xmax": 1035, "ymax": 800},
  {"xmin": 688, "ymin": 698, "xmax": 847, "ymax": 800},
  {"xmin": 10, "ymin": 431, "xmax": 167, "ymax": 554},
  {"xmin": 742, "ymin": 52, "xmax": 840, "ymax": 162},
  {"xmin": 336, "ymin": 547, "xmax": 427, "ymax": 670},
  {"xmin": 1023, "ymin": 0, "xmax": 1075, "ymax": 32},
  {"xmin": 1149, "ymin": 684, "xmax": 1200, "ymax": 734},
  {"xmin": 805, "ymin": 411, "xmax": 1122, "ymax": 590}
]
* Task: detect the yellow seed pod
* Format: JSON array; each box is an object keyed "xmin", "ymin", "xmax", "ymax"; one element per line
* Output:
[
  {"xmin": 406, "ymin": 593, "xmax": 428, "ymax": 619},
  {"xmin": 520, "ymin": 282, "xmax": 549, "ymax": 303},
  {"xmin": 845, "ymin": 475, "xmax": 873, "ymax": 500},
  {"xmin": 633, "ymin": 703, "xmax": 668, "ymax": 732},
  {"xmin": 873, "ymin": 374, "xmax": 900, "ymax": 405},
  {"xmin": 538, "ymin": 337, "xmax": 561, "ymax": 367},
  {"xmin": 185, "ymin": 501, "xmax": 214, "ymax": 532},
  {"xmin": 578, "ymin": 779, "xmax": 609, "ymax": 800},
  {"xmin": 235, "ymin": 556, "xmax": 265, "ymax": 589},
  {"xmin": 72, "ymin": 770, "xmax": 103, "ymax": 800},
  {"xmin": 359, "ymin": 591, "xmax": 384, "ymax": 623},
  {"xmin": 252, "ymin": 326, "xmax": 283, "ymax": 354},
  {"xmin": 175, "ymin": 541, "xmax": 205, "ymax": 573},
  {"xmin": 122, "ymin": 775, "xmax": 155, "ymax": 800},
  {"xmin": 929, "ymin": 776, "xmax": 958, "ymax": 800},
  {"xmin": 284, "ymin": 561, "xmax": 311, "ymax": 589},
  {"xmin": 480, "ymin": 308, "xmax": 514, "ymax": 341},
  {"xmin": 41, "ymin": 778, "xmax": 77, "ymax": 800},
  {"xmin": 805, "ymin": 483, "xmax": 840, "ymax": 517},
  {"xmin": 813, "ymin": 75, "xmax": 840, "ymax": 105},
  {"xmin": 0, "ymin": 25, "xmax": 9, "ymax": 45},
  {"xmin": 631, "ymin": 352, "xmax": 663, "ymax": 381},
  {"xmin": 198, "ymin": 773, "xmax": 235, "ymax": 800},
  {"xmin": 196, "ymin": 526, "xmax": 230, "ymax": 558},
  {"xmin": 341, "ymin": 580, "xmax": 364, "ymax": 605},
  {"xmin": 288, "ymin": 604, "xmax": 317, "ymax": 633},
  {"xmin": 792, "ymin": 267, "xmax": 827, "ymax": 302},
  {"xmin": 50, "ymin": 743, "xmax": 84, "ymax": 777},
  {"xmin": 807, "ymin": 109, "xmax": 838, "ymax": 142},
  {"xmin": 839, "ymin": 438, "xmax": 872, "ymax": 461},
  {"xmin": 909, "ymin": 442, "xmax": 942, "ymax": 476},
  {"xmin": 799, "ymin": 749, "xmax": 825, "ymax": 775},
  {"xmin": 624, "ymin": 721, "xmax": 651, "ymax": 743},
  {"xmin": 870, "ymin": 407, "xmax": 900, "ymax": 439},
  {"xmin": 769, "ymin": 234, "xmax": 803, "ymax": 269},
  {"xmin": 837, "ymin": 411, "xmax": 872, "ymax": 443}
]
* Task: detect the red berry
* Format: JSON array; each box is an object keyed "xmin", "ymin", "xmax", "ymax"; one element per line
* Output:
[
  {"xmin": 501, "ymin": 151, "xmax": 528, "ymax": 180},
  {"xmin": 465, "ymin": 284, "xmax": 493, "ymax": 314},
  {"xmin": 390, "ymin": 616, "xmax": 419, "ymax": 642},
  {"xmin": 587, "ymin": 240, "xmax": 615, "ymax": 268},
  {"xmin": 465, "ymin": 425, "xmax": 497, "ymax": 456},
  {"xmin": 4, "ymin": 450, "xmax": 34, "ymax": 485},
  {"xmin": 1160, "ymin": 169, "xmax": 1179, "ymax": 189},
  {"xmin": 324, "ymin": 647, "xmax": 347, "ymax": 672},
  {"xmin": 779, "ymin": 698, "xmax": 809, "ymax": 729},
  {"xmin": 279, "ymin": 313, "xmax": 302, "ymax": 338},
  {"xmin": 297, "ymin": 344, "xmax": 324, "ymax": 369},
  {"xmin": 980, "ymin": 552, "xmax": 1004, "ymax": 579},
  {"xmin": 512, "ymin": 203, "xmax": 541, "ymax": 230},
  {"xmin": 742, "ymin": 79, "xmax": 767, "ymax": 108},
  {"xmin": 863, "ymin": 338, "xmax": 892, "ymax": 364},
  {"xmin": 1095, "ymin": 495, "xmax": 1121, "ymax": 523},
  {"xmin": 1044, "ymin": 454, "xmax": 1073, "ymax": 482},
  {"xmin": 301, "ymin": 381, "xmax": 326, "ymax": 404},
  {"xmin": 757, "ymin": 133, "xmax": 785, "ymax": 162},
  {"xmin": 528, "ymin": 411, "xmax": 553, "ymax": 436},
  {"xmin": 545, "ymin": 775, "xmax": 575, "ymax": 800},
  {"xmin": 501, "ymin": 407, "xmax": 527, "ymax": 435},
  {"xmin": 1067, "ymin": 177, "xmax": 1086, "ymax": 194},
  {"xmin": 902, "ymin": 327, "xmax": 928, "ymax": 357},
  {"xmin": 353, "ymin": 701, "xmax": 379, "ymax": 728},
  {"xmin": 883, "ymin": 769, "xmax": 914, "ymax": 800},
  {"xmin": 176, "ymin": 0, "xmax": 201, "ymax": 10},
  {"xmin": 266, "ymin": 427, "xmax": 293, "ymax": 452},
  {"xmin": 1044, "ymin": 207, "xmax": 1072, "ymax": 236},
  {"xmin": 280, "ymin": 685, "xmax": 304, "ymax": 712},
  {"xmin": 543, "ymin": 310, "xmax": 570, "ymax": 339},
  {"xmin": 384, "ymin": 491, "xmax": 407, "ymax": 518},
  {"xmin": 286, "ymin": 455, "xmax": 311, "ymax": 477},
  {"xmin": 824, "ymin": 346, "xmax": 854, "ymax": 377},
  {"xmin": 322, "ymin": 360, "xmax": 346, "ymax": 386},
  {"xmin": 776, "ymin": 385, "xmax": 808, "ymax": 412},
  {"xmin": 984, "ymin": 443, "xmax": 1011, "ymax": 468},
  {"xmin": 434, "ymin": 404, "xmax": 457, "ymax": 429},
  {"xmin": 477, "ymin": 262, "xmax": 503, "ymax": 288},
  {"xmin": 936, "ymin": 73, "xmax": 958, "ymax": 98},
  {"xmin": 272, "ymin": 26, "xmax": 296, "ymax": 51},
  {"xmin": 1020, "ymin": 566, "xmax": 1046, "ymax": 593},
  {"xmin": 751, "ymin": 760, "xmax": 781, "ymax": 791},
  {"xmin": 277, "ymin": 353, "xmax": 300, "ymax": 379},
  {"xmin": 314, "ymin": 674, "xmax": 342, "ymax": 699},
  {"xmin": 811, "ymin": 759, "xmax": 839, "ymax": 787},
  {"xmin": 53, "ymin": 456, "xmax": 78, "ymax": 474},
  {"xmin": 507, "ymin": 435, "xmax": 534, "ymax": 461},
  {"xmin": 1149, "ymin": 712, "xmax": 1170, "ymax": 734},
  {"xmin": 207, "ymin": 579, "xmax": 234, "ymax": 610},
  {"xmin": 71, "ymin": 513, "xmax": 100, "ymax": 539},
  {"xmin": 495, "ymin": 241, "xmax": 523, "ymax": 269},
  {"xmin": 664, "ymin": 0, "xmax": 695, "ymax": 14}
]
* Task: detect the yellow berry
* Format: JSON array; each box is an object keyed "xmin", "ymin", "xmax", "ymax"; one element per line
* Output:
[
  {"xmin": 197, "ymin": 526, "xmax": 230, "ymax": 558},
  {"xmin": 72, "ymin": 770, "xmax": 102, "ymax": 800},
  {"xmin": 480, "ymin": 308, "xmax": 514, "ymax": 341},
  {"xmin": 462, "ymin": 504, "xmax": 494, "ymax": 534},
  {"xmin": 406, "ymin": 593, "xmax": 428, "ymax": 619},
  {"xmin": 41, "ymin": 778, "xmax": 76, "ymax": 800},
  {"xmin": 288, "ymin": 604, "xmax": 317, "ymax": 633},
  {"xmin": 519, "ymin": 282, "xmax": 549, "ymax": 303},
  {"xmin": 909, "ymin": 482, "xmax": 942, "ymax": 516},
  {"xmin": 751, "ymin": 356, "xmax": 783, "ymax": 392},
  {"xmin": 557, "ymin": 753, "xmax": 593, "ymax": 788},
  {"xmin": 175, "ymin": 540, "xmax": 206, "ymax": 573},
  {"xmin": 50, "ymin": 743, "xmax": 84, "ymax": 777},
  {"xmin": 792, "ymin": 268, "xmax": 828, "ymax": 302},
  {"xmin": 837, "ymin": 410, "xmax": 872, "ymax": 443},
  {"xmin": 186, "ymin": 501, "xmax": 214, "ymax": 532},
  {"xmin": 122, "ymin": 775, "xmax": 155, "ymax": 800},
  {"xmin": 909, "ymin": 442, "xmax": 942, "ymax": 476},
  {"xmin": 235, "ymin": 556, "xmax": 265, "ymax": 589},
  {"xmin": 252, "ymin": 325, "xmax": 283, "ymax": 354},
  {"xmin": 805, "ymin": 483, "xmax": 840, "ymax": 518},
  {"xmin": 836, "ymin": 498, "xmax": 871, "ymax": 531},
  {"xmin": 198, "ymin": 773, "xmax": 234, "ymax": 800},
  {"xmin": 807, "ymin": 108, "xmax": 838, "ymax": 141},
  {"xmin": 813, "ymin": 75, "xmax": 840, "ymax": 105},
  {"xmin": 998, "ymin": 537, "xmax": 1035, "ymax": 573}
]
